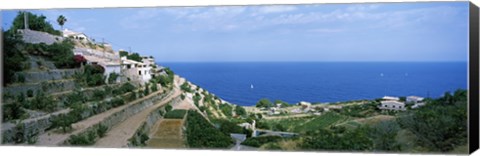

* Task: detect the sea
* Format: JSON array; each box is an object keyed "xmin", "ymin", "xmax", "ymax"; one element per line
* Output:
[{"xmin": 161, "ymin": 62, "xmax": 468, "ymax": 106}]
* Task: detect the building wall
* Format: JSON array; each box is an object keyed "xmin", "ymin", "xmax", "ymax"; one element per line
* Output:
[{"xmin": 379, "ymin": 101, "xmax": 406, "ymax": 111}]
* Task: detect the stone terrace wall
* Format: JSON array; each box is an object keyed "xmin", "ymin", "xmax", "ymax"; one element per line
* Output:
[
  {"xmin": 17, "ymin": 69, "xmax": 80, "ymax": 84},
  {"xmin": 1, "ymin": 90, "xmax": 171, "ymax": 145},
  {"xmin": 19, "ymin": 29, "xmax": 64, "ymax": 45},
  {"xmin": 3, "ymin": 79, "xmax": 76, "ymax": 97},
  {"xmin": 127, "ymin": 96, "xmax": 182, "ymax": 147},
  {"xmin": 62, "ymin": 91, "xmax": 173, "ymax": 145},
  {"xmin": 1, "ymin": 109, "xmax": 71, "ymax": 144}
]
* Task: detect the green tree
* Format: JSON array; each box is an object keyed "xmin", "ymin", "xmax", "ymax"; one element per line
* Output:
[
  {"xmin": 235, "ymin": 105, "xmax": 247, "ymax": 117},
  {"xmin": 11, "ymin": 11, "xmax": 61, "ymax": 35},
  {"xmin": 369, "ymin": 120, "xmax": 401, "ymax": 152},
  {"xmin": 127, "ymin": 53, "xmax": 142, "ymax": 62},
  {"xmin": 52, "ymin": 114, "xmax": 73, "ymax": 133},
  {"xmin": 108, "ymin": 72, "xmax": 119, "ymax": 84},
  {"xmin": 220, "ymin": 104, "xmax": 233, "ymax": 117},
  {"xmin": 397, "ymin": 89, "xmax": 467, "ymax": 152},
  {"xmin": 56, "ymin": 15, "xmax": 67, "ymax": 30},
  {"xmin": 256, "ymin": 98, "xmax": 273, "ymax": 108}
]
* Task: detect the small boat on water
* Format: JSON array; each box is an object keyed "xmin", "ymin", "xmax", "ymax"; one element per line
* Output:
[{"xmin": 251, "ymin": 84, "xmax": 254, "ymax": 89}]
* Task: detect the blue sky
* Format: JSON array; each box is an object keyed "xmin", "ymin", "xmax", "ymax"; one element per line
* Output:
[{"xmin": 2, "ymin": 2, "xmax": 469, "ymax": 62}]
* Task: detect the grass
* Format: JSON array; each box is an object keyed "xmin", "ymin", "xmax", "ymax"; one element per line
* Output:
[
  {"xmin": 292, "ymin": 112, "xmax": 348, "ymax": 133},
  {"xmin": 259, "ymin": 112, "xmax": 349, "ymax": 134},
  {"xmin": 146, "ymin": 119, "xmax": 185, "ymax": 148},
  {"xmin": 164, "ymin": 109, "xmax": 187, "ymax": 119}
]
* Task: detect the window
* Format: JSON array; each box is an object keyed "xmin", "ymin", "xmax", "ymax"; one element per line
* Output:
[
  {"xmin": 139, "ymin": 71, "xmax": 141, "ymax": 75},
  {"xmin": 393, "ymin": 105, "xmax": 395, "ymax": 108},
  {"xmin": 384, "ymin": 105, "xmax": 387, "ymax": 107}
]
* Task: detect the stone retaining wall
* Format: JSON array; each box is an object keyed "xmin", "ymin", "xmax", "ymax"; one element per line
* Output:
[
  {"xmin": 62, "ymin": 91, "xmax": 173, "ymax": 145},
  {"xmin": 1, "ymin": 90, "xmax": 170, "ymax": 145},
  {"xmin": 17, "ymin": 69, "xmax": 80, "ymax": 84},
  {"xmin": 127, "ymin": 96, "xmax": 182, "ymax": 147},
  {"xmin": 3, "ymin": 79, "xmax": 76, "ymax": 97}
]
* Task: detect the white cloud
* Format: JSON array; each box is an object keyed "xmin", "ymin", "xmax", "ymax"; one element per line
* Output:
[
  {"xmin": 117, "ymin": 4, "xmax": 463, "ymax": 34},
  {"xmin": 119, "ymin": 8, "xmax": 163, "ymax": 29}
]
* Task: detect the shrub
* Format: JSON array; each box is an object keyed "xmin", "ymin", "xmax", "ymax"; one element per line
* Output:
[
  {"xmin": 241, "ymin": 136, "xmax": 283, "ymax": 148},
  {"xmin": 115, "ymin": 82, "xmax": 135, "ymax": 94},
  {"xmin": 150, "ymin": 83, "xmax": 158, "ymax": 92},
  {"xmin": 92, "ymin": 89, "xmax": 106, "ymax": 101},
  {"xmin": 108, "ymin": 72, "xmax": 119, "ymax": 84},
  {"xmin": 73, "ymin": 55, "xmax": 87, "ymax": 67},
  {"xmin": 2, "ymin": 30, "xmax": 27, "ymax": 86},
  {"xmin": 2, "ymin": 102, "xmax": 26, "ymax": 122},
  {"xmin": 51, "ymin": 113, "xmax": 74, "ymax": 133},
  {"xmin": 143, "ymin": 83, "xmax": 150, "ymax": 95},
  {"xmin": 235, "ymin": 105, "xmax": 247, "ymax": 117},
  {"xmin": 165, "ymin": 104, "xmax": 173, "ymax": 112},
  {"xmin": 86, "ymin": 73, "xmax": 105, "ymax": 87},
  {"xmin": 186, "ymin": 111, "xmax": 233, "ymax": 148},
  {"xmin": 69, "ymin": 130, "xmax": 97, "ymax": 145},
  {"xmin": 127, "ymin": 92, "xmax": 137, "ymax": 102},
  {"xmin": 213, "ymin": 119, "xmax": 244, "ymax": 135},
  {"xmin": 49, "ymin": 40, "xmax": 76, "ymax": 68},
  {"xmin": 26, "ymin": 89, "xmax": 34, "ymax": 97},
  {"xmin": 28, "ymin": 91, "xmax": 56, "ymax": 112},
  {"xmin": 181, "ymin": 82, "xmax": 192, "ymax": 92},
  {"xmin": 109, "ymin": 98, "xmax": 125, "ymax": 107},
  {"xmin": 220, "ymin": 104, "xmax": 233, "ymax": 117},
  {"xmin": 17, "ymin": 74, "xmax": 26, "ymax": 83},
  {"xmin": 97, "ymin": 124, "xmax": 108, "ymax": 138},
  {"xmin": 256, "ymin": 98, "xmax": 273, "ymax": 108},
  {"xmin": 164, "ymin": 109, "xmax": 187, "ymax": 119}
]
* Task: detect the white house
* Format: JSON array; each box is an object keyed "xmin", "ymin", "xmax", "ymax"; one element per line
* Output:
[
  {"xmin": 63, "ymin": 29, "xmax": 91, "ymax": 43},
  {"xmin": 298, "ymin": 101, "xmax": 311, "ymax": 108},
  {"xmin": 121, "ymin": 56, "xmax": 151, "ymax": 85},
  {"xmin": 74, "ymin": 47, "xmax": 121, "ymax": 83},
  {"xmin": 406, "ymin": 96, "xmax": 424, "ymax": 104},
  {"xmin": 379, "ymin": 101, "xmax": 406, "ymax": 111},
  {"xmin": 411, "ymin": 103, "xmax": 426, "ymax": 109},
  {"xmin": 382, "ymin": 96, "xmax": 400, "ymax": 101}
]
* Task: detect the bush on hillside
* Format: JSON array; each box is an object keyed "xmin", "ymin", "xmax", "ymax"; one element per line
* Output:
[
  {"xmin": 164, "ymin": 109, "xmax": 187, "ymax": 119},
  {"xmin": 2, "ymin": 30, "xmax": 28, "ymax": 86},
  {"xmin": 186, "ymin": 111, "xmax": 233, "ymax": 148},
  {"xmin": 241, "ymin": 136, "xmax": 283, "ymax": 148}
]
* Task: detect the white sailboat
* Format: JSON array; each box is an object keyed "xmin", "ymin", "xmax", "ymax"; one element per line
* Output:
[{"xmin": 251, "ymin": 84, "xmax": 254, "ymax": 89}]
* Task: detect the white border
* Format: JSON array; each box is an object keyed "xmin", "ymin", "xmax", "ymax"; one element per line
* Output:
[
  {"xmin": 1, "ymin": 0, "xmax": 479, "ymax": 156},
  {"xmin": 0, "ymin": 0, "xmax": 476, "ymax": 10}
]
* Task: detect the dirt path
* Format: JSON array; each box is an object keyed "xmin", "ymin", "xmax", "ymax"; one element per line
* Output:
[
  {"xmin": 146, "ymin": 119, "xmax": 185, "ymax": 149},
  {"xmin": 94, "ymin": 76, "xmax": 183, "ymax": 148},
  {"xmin": 172, "ymin": 97, "xmax": 197, "ymax": 110},
  {"xmin": 36, "ymin": 87, "xmax": 171, "ymax": 146}
]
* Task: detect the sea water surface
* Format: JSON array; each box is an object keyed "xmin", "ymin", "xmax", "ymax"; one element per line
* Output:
[{"xmin": 161, "ymin": 62, "xmax": 467, "ymax": 106}]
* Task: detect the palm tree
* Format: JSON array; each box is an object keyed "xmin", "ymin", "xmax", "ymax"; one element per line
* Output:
[{"xmin": 56, "ymin": 15, "xmax": 67, "ymax": 30}]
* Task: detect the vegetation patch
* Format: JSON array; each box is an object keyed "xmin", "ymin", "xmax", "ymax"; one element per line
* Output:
[
  {"xmin": 241, "ymin": 136, "xmax": 283, "ymax": 148},
  {"xmin": 185, "ymin": 111, "xmax": 233, "ymax": 148},
  {"xmin": 164, "ymin": 109, "xmax": 187, "ymax": 119}
]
